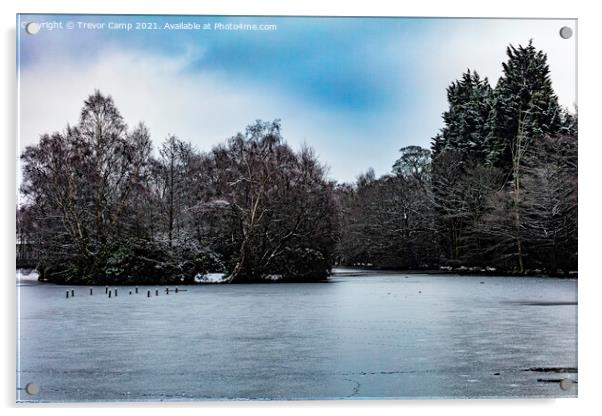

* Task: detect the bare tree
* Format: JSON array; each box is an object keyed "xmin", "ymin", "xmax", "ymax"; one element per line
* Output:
[{"xmin": 210, "ymin": 120, "xmax": 338, "ymax": 282}]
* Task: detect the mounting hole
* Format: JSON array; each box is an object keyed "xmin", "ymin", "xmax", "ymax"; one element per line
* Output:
[
  {"xmin": 25, "ymin": 22, "xmax": 41, "ymax": 35},
  {"xmin": 25, "ymin": 383, "xmax": 40, "ymax": 395},
  {"xmin": 559, "ymin": 26, "xmax": 573, "ymax": 40},
  {"xmin": 559, "ymin": 378, "xmax": 575, "ymax": 391}
]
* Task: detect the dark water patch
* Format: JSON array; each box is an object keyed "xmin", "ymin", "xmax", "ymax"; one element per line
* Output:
[
  {"xmin": 536, "ymin": 378, "xmax": 577, "ymax": 384},
  {"xmin": 504, "ymin": 301, "xmax": 577, "ymax": 306},
  {"xmin": 537, "ymin": 378, "xmax": 564, "ymax": 383},
  {"xmin": 525, "ymin": 367, "xmax": 578, "ymax": 373}
]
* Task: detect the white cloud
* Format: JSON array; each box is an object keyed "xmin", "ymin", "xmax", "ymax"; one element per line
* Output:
[{"xmin": 18, "ymin": 19, "xmax": 576, "ymax": 184}]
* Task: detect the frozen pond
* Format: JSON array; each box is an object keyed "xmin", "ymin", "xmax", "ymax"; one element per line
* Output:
[{"xmin": 16, "ymin": 269, "xmax": 577, "ymax": 401}]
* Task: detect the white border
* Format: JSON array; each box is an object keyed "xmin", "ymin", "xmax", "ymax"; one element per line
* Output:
[{"xmin": 2, "ymin": 1, "xmax": 600, "ymax": 415}]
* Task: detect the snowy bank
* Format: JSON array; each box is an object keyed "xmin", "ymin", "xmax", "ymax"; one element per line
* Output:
[
  {"xmin": 194, "ymin": 273, "xmax": 227, "ymax": 284},
  {"xmin": 17, "ymin": 269, "xmax": 39, "ymax": 283}
]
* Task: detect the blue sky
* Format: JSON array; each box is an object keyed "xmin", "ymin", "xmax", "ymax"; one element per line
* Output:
[{"xmin": 17, "ymin": 15, "xmax": 576, "ymax": 182}]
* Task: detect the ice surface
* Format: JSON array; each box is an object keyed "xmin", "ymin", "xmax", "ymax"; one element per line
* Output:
[{"xmin": 16, "ymin": 269, "xmax": 577, "ymax": 401}]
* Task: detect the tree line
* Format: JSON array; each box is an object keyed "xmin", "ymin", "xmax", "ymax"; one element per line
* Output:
[
  {"xmin": 18, "ymin": 100, "xmax": 338, "ymax": 284},
  {"xmin": 336, "ymin": 41, "xmax": 577, "ymax": 275},
  {"xmin": 17, "ymin": 41, "xmax": 577, "ymax": 284}
]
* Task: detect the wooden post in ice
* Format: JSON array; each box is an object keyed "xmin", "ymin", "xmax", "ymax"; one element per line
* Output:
[
  {"xmin": 105, "ymin": 286, "xmax": 108, "ymax": 294},
  {"xmin": 71, "ymin": 289, "xmax": 75, "ymax": 297},
  {"xmin": 155, "ymin": 289, "xmax": 159, "ymax": 296},
  {"xmin": 175, "ymin": 287, "xmax": 178, "ymax": 293},
  {"xmin": 90, "ymin": 288, "xmax": 93, "ymax": 295},
  {"xmin": 66, "ymin": 290, "xmax": 69, "ymax": 298},
  {"xmin": 129, "ymin": 290, "xmax": 132, "ymax": 295},
  {"xmin": 108, "ymin": 290, "xmax": 112, "ymax": 298},
  {"xmin": 115, "ymin": 289, "xmax": 118, "ymax": 297},
  {"xmin": 165, "ymin": 288, "xmax": 169, "ymax": 295},
  {"xmin": 147, "ymin": 290, "xmax": 150, "ymax": 298},
  {"xmin": 135, "ymin": 287, "xmax": 138, "ymax": 294}
]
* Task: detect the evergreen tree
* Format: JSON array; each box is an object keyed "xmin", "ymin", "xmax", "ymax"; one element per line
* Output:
[
  {"xmin": 430, "ymin": 70, "xmax": 493, "ymax": 262},
  {"xmin": 432, "ymin": 70, "xmax": 493, "ymax": 162},
  {"xmin": 485, "ymin": 40, "xmax": 561, "ymax": 171}
]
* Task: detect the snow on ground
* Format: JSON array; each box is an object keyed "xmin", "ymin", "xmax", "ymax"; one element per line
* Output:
[
  {"xmin": 264, "ymin": 274, "xmax": 283, "ymax": 281},
  {"xmin": 17, "ymin": 269, "xmax": 39, "ymax": 282},
  {"xmin": 194, "ymin": 273, "xmax": 227, "ymax": 283}
]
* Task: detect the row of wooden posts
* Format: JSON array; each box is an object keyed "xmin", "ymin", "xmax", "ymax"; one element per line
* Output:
[{"xmin": 65, "ymin": 286, "xmax": 185, "ymax": 298}]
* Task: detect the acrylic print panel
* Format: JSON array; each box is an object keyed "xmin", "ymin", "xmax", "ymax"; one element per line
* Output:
[{"xmin": 16, "ymin": 14, "xmax": 577, "ymax": 402}]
